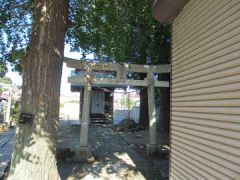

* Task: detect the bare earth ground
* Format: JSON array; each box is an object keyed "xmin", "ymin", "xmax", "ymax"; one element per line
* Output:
[
  {"xmin": 57, "ymin": 124, "xmax": 169, "ymax": 180},
  {"xmin": 118, "ymin": 130, "xmax": 169, "ymax": 179}
]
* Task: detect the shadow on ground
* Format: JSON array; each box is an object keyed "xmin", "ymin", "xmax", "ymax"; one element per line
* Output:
[{"xmin": 57, "ymin": 124, "xmax": 168, "ymax": 180}]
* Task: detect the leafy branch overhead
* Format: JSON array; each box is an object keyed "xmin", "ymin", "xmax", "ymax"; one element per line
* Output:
[
  {"xmin": 67, "ymin": 0, "xmax": 171, "ymax": 64},
  {"xmin": 0, "ymin": 0, "xmax": 171, "ymax": 77},
  {"xmin": 0, "ymin": 0, "xmax": 33, "ymax": 75}
]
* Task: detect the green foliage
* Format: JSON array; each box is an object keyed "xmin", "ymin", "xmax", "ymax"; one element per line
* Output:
[
  {"xmin": 0, "ymin": 77, "xmax": 12, "ymax": 84},
  {"xmin": 0, "ymin": 61, "xmax": 7, "ymax": 77},
  {"xmin": 120, "ymin": 96, "xmax": 136, "ymax": 109},
  {"xmin": 1, "ymin": 0, "xmax": 171, "ymax": 76},
  {"xmin": 67, "ymin": 0, "xmax": 171, "ymax": 64},
  {"xmin": 0, "ymin": 0, "xmax": 33, "ymax": 75},
  {"xmin": 10, "ymin": 100, "xmax": 20, "ymax": 123}
]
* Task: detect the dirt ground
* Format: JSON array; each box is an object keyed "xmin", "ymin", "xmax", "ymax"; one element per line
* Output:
[
  {"xmin": 117, "ymin": 129, "xmax": 169, "ymax": 147},
  {"xmin": 117, "ymin": 129, "xmax": 170, "ymax": 179},
  {"xmin": 58, "ymin": 124, "xmax": 169, "ymax": 180},
  {"xmin": 1, "ymin": 124, "xmax": 169, "ymax": 180}
]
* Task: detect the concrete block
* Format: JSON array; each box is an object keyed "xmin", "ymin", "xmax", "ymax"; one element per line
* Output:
[
  {"xmin": 74, "ymin": 145, "xmax": 92, "ymax": 162},
  {"xmin": 146, "ymin": 144, "xmax": 161, "ymax": 156}
]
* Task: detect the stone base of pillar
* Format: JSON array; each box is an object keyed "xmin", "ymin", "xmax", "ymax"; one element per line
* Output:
[
  {"xmin": 146, "ymin": 144, "xmax": 160, "ymax": 156},
  {"xmin": 74, "ymin": 145, "xmax": 92, "ymax": 162}
]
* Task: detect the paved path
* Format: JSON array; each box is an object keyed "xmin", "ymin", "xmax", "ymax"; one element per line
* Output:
[
  {"xmin": 58, "ymin": 125, "xmax": 150, "ymax": 180},
  {"xmin": 0, "ymin": 129, "xmax": 14, "ymax": 179}
]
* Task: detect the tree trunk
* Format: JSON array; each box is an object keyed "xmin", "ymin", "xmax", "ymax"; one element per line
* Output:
[
  {"xmin": 138, "ymin": 88, "xmax": 149, "ymax": 127},
  {"xmin": 157, "ymin": 73, "xmax": 170, "ymax": 132},
  {"xmin": 158, "ymin": 87, "xmax": 170, "ymax": 131},
  {"xmin": 8, "ymin": 0, "xmax": 68, "ymax": 179}
]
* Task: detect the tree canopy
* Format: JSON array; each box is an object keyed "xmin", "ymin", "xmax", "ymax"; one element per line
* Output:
[
  {"xmin": 0, "ymin": 0, "xmax": 171, "ymax": 77},
  {"xmin": 67, "ymin": 0, "xmax": 171, "ymax": 64},
  {"xmin": 0, "ymin": 0, "xmax": 32, "ymax": 76}
]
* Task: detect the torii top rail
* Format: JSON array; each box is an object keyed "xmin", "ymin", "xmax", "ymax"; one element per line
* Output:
[{"xmin": 64, "ymin": 57, "xmax": 170, "ymax": 88}]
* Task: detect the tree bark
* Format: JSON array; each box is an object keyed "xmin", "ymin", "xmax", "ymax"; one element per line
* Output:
[
  {"xmin": 157, "ymin": 73, "xmax": 170, "ymax": 132},
  {"xmin": 9, "ymin": 0, "xmax": 68, "ymax": 179},
  {"xmin": 138, "ymin": 88, "xmax": 149, "ymax": 127},
  {"xmin": 157, "ymin": 87, "xmax": 170, "ymax": 131}
]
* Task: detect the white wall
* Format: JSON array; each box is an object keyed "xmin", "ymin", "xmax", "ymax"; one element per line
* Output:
[{"xmin": 113, "ymin": 89, "xmax": 140, "ymax": 124}]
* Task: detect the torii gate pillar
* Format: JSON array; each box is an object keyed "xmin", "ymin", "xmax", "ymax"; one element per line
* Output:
[
  {"xmin": 146, "ymin": 72, "xmax": 159, "ymax": 156},
  {"xmin": 75, "ymin": 79, "xmax": 92, "ymax": 161},
  {"xmin": 80, "ymin": 83, "xmax": 91, "ymax": 146}
]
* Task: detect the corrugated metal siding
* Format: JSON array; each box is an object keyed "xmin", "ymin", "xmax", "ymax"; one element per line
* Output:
[{"xmin": 170, "ymin": 0, "xmax": 240, "ymax": 179}]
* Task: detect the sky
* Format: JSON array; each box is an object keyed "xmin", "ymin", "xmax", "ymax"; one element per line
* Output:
[{"xmin": 5, "ymin": 44, "xmax": 93, "ymax": 95}]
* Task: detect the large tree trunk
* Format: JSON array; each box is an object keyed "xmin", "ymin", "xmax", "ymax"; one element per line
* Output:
[
  {"xmin": 138, "ymin": 88, "xmax": 149, "ymax": 127},
  {"xmin": 157, "ymin": 73, "xmax": 170, "ymax": 132},
  {"xmin": 157, "ymin": 87, "xmax": 170, "ymax": 132},
  {"xmin": 8, "ymin": 0, "xmax": 68, "ymax": 179}
]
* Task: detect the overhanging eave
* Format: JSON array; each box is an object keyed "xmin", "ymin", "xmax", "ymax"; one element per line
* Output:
[{"xmin": 152, "ymin": 0, "xmax": 190, "ymax": 23}]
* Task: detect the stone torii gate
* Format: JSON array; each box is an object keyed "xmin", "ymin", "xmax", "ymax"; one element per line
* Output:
[{"xmin": 65, "ymin": 57, "xmax": 170, "ymax": 159}]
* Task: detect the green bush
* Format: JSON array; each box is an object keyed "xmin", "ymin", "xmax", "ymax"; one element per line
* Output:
[
  {"xmin": 10, "ymin": 101, "xmax": 20, "ymax": 123},
  {"xmin": 0, "ymin": 77, "xmax": 12, "ymax": 84},
  {"xmin": 120, "ymin": 97, "xmax": 136, "ymax": 109}
]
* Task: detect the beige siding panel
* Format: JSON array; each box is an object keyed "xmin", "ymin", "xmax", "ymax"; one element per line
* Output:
[
  {"xmin": 172, "ymin": 49, "xmax": 240, "ymax": 80},
  {"xmin": 173, "ymin": 58, "xmax": 240, "ymax": 83},
  {"xmin": 173, "ymin": 99, "xmax": 240, "ymax": 107},
  {"xmin": 173, "ymin": 14, "xmax": 240, "ymax": 70},
  {"xmin": 172, "ymin": 134, "xmax": 240, "ymax": 166},
  {"xmin": 173, "ymin": 2, "xmax": 240, "ymax": 57},
  {"xmin": 172, "ymin": 111, "xmax": 239, "ymax": 123},
  {"xmin": 171, "ymin": 158, "xmax": 208, "ymax": 180},
  {"xmin": 172, "ymin": 90, "xmax": 240, "ymax": 101},
  {"xmin": 171, "ymin": 142, "xmax": 239, "ymax": 179},
  {"xmin": 172, "ymin": 115, "xmax": 240, "ymax": 131},
  {"xmin": 172, "ymin": 121, "xmax": 240, "ymax": 141},
  {"xmin": 171, "ymin": 0, "xmax": 240, "ymax": 179},
  {"xmin": 172, "ymin": 130, "xmax": 240, "ymax": 158},
  {"xmin": 171, "ymin": 148, "xmax": 229, "ymax": 179},
  {"xmin": 172, "ymin": 82, "xmax": 240, "ymax": 97},
  {"xmin": 171, "ymin": 165, "xmax": 192, "ymax": 180},
  {"xmin": 172, "ymin": 0, "xmax": 214, "ymax": 34},
  {"xmin": 172, "ymin": 125, "xmax": 240, "ymax": 148},
  {"xmin": 172, "ymin": 74, "xmax": 240, "ymax": 91},
  {"xmin": 173, "ymin": 66, "xmax": 240, "ymax": 87},
  {"xmin": 172, "ymin": 106, "xmax": 240, "ymax": 115},
  {"xmin": 171, "ymin": 154, "xmax": 215, "ymax": 180},
  {"xmin": 173, "ymin": 0, "xmax": 230, "ymax": 46},
  {"xmin": 172, "ymin": 1, "xmax": 240, "ymax": 52},
  {"xmin": 173, "ymin": 26, "xmax": 240, "ymax": 73}
]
